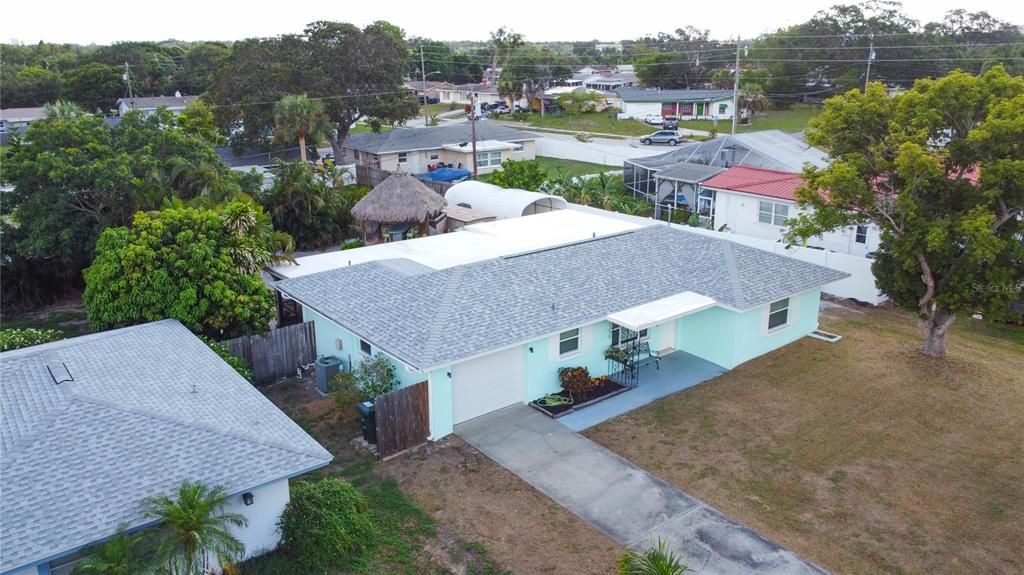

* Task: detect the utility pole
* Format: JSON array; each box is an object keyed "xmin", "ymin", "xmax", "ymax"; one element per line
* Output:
[
  {"xmin": 420, "ymin": 45, "xmax": 428, "ymax": 125},
  {"xmin": 864, "ymin": 36, "xmax": 875, "ymax": 91},
  {"xmin": 470, "ymin": 92, "xmax": 478, "ymax": 178},
  {"xmin": 731, "ymin": 37, "xmax": 740, "ymax": 135}
]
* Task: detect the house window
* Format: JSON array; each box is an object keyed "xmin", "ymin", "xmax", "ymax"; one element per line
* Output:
[
  {"xmin": 353, "ymin": 150, "xmax": 360, "ymax": 160},
  {"xmin": 768, "ymin": 298, "xmax": 790, "ymax": 330},
  {"xmin": 559, "ymin": 328, "xmax": 580, "ymax": 355},
  {"xmin": 679, "ymin": 102, "xmax": 694, "ymax": 116},
  {"xmin": 855, "ymin": 225, "xmax": 868, "ymax": 244},
  {"xmin": 397, "ymin": 152, "xmax": 408, "ymax": 164},
  {"xmin": 442, "ymin": 91, "xmax": 450, "ymax": 100},
  {"xmin": 429, "ymin": 151, "xmax": 439, "ymax": 161},
  {"xmin": 359, "ymin": 339, "xmax": 372, "ymax": 356},
  {"xmin": 511, "ymin": 143, "xmax": 524, "ymax": 153},
  {"xmin": 718, "ymin": 103, "xmax": 727, "ymax": 114},
  {"xmin": 476, "ymin": 150, "xmax": 502, "ymax": 167},
  {"xmin": 611, "ymin": 323, "xmax": 648, "ymax": 347},
  {"xmin": 758, "ymin": 200, "xmax": 789, "ymax": 226}
]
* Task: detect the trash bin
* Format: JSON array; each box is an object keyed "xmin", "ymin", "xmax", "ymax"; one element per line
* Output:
[
  {"xmin": 356, "ymin": 401, "xmax": 377, "ymax": 444},
  {"xmin": 314, "ymin": 356, "xmax": 342, "ymax": 395}
]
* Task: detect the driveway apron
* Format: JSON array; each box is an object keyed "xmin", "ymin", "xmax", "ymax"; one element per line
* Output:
[{"xmin": 456, "ymin": 404, "xmax": 827, "ymax": 575}]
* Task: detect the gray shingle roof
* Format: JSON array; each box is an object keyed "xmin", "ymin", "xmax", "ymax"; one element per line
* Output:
[
  {"xmin": 276, "ymin": 225, "xmax": 847, "ymax": 370},
  {"xmin": 0, "ymin": 320, "xmax": 332, "ymax": 572},
  {"xmin": 615, "ymin": 88, "xmax": 735, "ymax": 103},
  {"xmin": 344, "ymin": 123, "xmax": 536, "ymax": 155}
]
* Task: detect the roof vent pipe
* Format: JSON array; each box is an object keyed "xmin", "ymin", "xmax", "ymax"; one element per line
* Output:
[{"xmin": 46, "ymin": 362, "xmax": 74, "ymax": 385}]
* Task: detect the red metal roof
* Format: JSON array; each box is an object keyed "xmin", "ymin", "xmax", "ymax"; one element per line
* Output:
[{"xmin": 701, "ymin": 166, "xmax": 804, "ymax": 201}]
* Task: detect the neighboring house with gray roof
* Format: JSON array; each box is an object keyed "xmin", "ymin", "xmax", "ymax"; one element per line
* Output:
[
  {"xmin": 116, "ymin": 92, "xmax": 197, "ymax": 117},
  {"xmin": 0, "ymin": 320, "xmax": 333, "ymax": 575},
  {"xmin": 615, "ymin": 88, "xmax": 738, "ymax": 121},
  {"xmin": 272, "ymin": 209, "xmax": 847, "ymax": 439},
  {"xmin": 343, "ymin": 123, "xmax": 537, "ymax": 174}
]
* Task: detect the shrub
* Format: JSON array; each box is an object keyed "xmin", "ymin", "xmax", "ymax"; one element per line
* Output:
[
  {"xmin": 487, "ymin": 159, "xmax": 548, "ymax": 191},
  {"xmin": 332, "ymin": 370, "xmax": 361, "ymax": 413},
  {"xmin": 354, "ymin": 353, "xmax": 398, "ymax": 399},
  {"xmin": 618, "ymin": 539, "xmax": 690, "ymax": 575},
  {"xmin": 558, "ymin": 366, "xmax": 593, "ymax": 395},
  {"xmin": 0, "ymin": 328, "xmax": 63, "ymax": 351},
  {"xmin": 340, "ymin": 239, "xmax": 364, "ymax": 250},
  {"xmin": 278, "ymin": 479, "xmax": 377, "ymax": 572},
  {"xmin": 201, "ymin": 337, "xmax": 254, "ymax": 383}
]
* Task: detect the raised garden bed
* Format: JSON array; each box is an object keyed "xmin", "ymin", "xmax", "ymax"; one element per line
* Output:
[{"xmin": 529, "ymin": 377, "xmax": 630, "ymax": 418}]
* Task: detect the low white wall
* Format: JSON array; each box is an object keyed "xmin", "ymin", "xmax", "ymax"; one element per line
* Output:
[{"xmin": 534, "ymin": 136, "xmax": 663, "ymax": 166}]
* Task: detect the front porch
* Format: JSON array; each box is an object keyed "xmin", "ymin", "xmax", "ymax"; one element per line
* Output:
[{"xmin": 557, "ymin": 350, "xmax": 726, "ymax": 431}]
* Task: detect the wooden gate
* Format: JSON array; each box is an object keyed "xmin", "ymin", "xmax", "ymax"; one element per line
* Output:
[
  {"xmin": 222, "ymin": 321, "xmax": 316, "ymax": 385},
  {"xmin": 375, "ymin": 380, "xmax": 430, "ymax": 459}
]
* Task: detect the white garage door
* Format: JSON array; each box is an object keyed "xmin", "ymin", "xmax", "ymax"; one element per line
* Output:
[{"xmin": 451, "ymin": 346, "xmax": 524, "ymax": 424}]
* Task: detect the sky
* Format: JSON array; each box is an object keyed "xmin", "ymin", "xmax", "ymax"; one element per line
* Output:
[{"xmin": 4, "ymin": 0, "xmax": 1022, "ymax": 45}]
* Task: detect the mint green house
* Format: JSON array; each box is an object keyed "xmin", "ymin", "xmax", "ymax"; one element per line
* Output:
[{"xmin": 275, "ymin": 215, "xmax": 846, "ymax": 440}]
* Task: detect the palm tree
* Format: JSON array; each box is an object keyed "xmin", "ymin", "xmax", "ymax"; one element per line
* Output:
[
  {"xmin": 143, "ymin": 481, "xmax": 248, "ymax": 575},
  {"xmin": 618, "ymin": 539, "xmax": 691, "ymax": 575},
  {"xmin": 73, "ymin": 526, "xmax": 153, "ymax": 575},
  {"xmin": 220, "ymin": 201, "xmax": 295, "ymax": 273},
  {"xmin": 274, "ymin": 94, "xmax": 331, "ymax": 163}
]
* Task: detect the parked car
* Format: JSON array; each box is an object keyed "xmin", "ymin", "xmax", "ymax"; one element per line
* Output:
[
  {"xmin": 642, "ymin": 113, "xmax": 664, "ymax": 125},
  {"xmin": 490, "ymin": 103, "xmax": 511, "ymax": 114},
  {"xmin": 662, "ymin": 115, "xmax": 679, "ymax": 129},
  {"xmin": 640, "ymin": 130, "xmax": 682, "ymax": 146}
]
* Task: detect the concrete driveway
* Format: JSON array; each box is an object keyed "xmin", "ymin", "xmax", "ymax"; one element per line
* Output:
[{"xmin": 456, "ymin": 405, "xmax": 827, "ymax": 575}]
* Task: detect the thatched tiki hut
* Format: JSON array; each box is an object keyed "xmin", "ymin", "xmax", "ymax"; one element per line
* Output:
[{"xmin": 351, "ymin": 173, "xmax": 447, "ymax": 244}]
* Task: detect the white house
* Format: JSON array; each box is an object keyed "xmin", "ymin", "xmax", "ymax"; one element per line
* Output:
[
  {"xmin": 0, "ymin": 320, "xmax": 333, "ymax": 575},
  {"xmin": 116, "ymin": 92, "xmax": 197, "ymax": 117},
  {"xmin": 703, "ymin": 165, "xmax": 881, "ymax": 257},
  {"xmin": 269, "ymin": 209, "xmax": 847, "ymax": 440},
  {"xmin": 615, "ymin": 88, "xmax": 737, "ymax": 121}
]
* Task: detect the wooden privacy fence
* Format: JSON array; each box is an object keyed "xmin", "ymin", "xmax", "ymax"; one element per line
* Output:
[
  {"xmin": 375, "ymin": 380, "xmax": 430, "ymax": 459},
  {"xmin": 222, "ymin": 321, "xmax": 316, "ymax": 385},
  {"xmin": 355, "ymin": 164, "xmax": 453, "ymax": 196}
]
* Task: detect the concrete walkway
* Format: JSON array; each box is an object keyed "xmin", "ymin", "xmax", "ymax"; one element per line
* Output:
[{"xmin": 456, "ymin": 405, "xmax": 827, "ymax": 575}]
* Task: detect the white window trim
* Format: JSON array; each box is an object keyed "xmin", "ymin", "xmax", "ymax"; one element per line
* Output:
[
  {"xmin": 359, "ymin": 338, "xmax": 372, "ymax": 357},
  {"xmin": 763, "ymin": 296, "xmax": 796, "ymax": 335},
  {"xmin": 610, "ymin": 323, "xmax": 649, "ymax": 348},
  {"xmin": 855, "ymin": 225, "xmax": 868, "ymax": 244},
  {"xmin": 758, "ymin": 200, "xmax": 789, "ymax": 226},
  {"xmin": 397, "ymin": 152, "xmax": 408, "ymax": 164},
  {"xmin": 558, "ymin": 328, "xmax": 581, "ymax": 357}
]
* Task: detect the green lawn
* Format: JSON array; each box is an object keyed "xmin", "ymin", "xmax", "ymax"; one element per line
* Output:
[
  {"xmin": 348, "ymin": 123, "xmax": 395, "ymax": 136},
  {"xmin": 419, "ymin": 102, "xmax": 463, "ymax": 117},
  {"xmin": 535, "ymin": 156, "xmax": 614, "ymax": 177},
  {"xmin": 501, "ymin": 112, "xmax": 654, "ymax": 137},
  {"xmin": 681, "ymin": 104, "xmax": 822, "ymax": 134}
]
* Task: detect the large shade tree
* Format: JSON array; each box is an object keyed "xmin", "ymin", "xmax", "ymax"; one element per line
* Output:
[
  {"xmin": 82, "ymin": 202, "xmax": 284, "ymax": 338},
  {"xmin": 62, "ymin": 62, "xmax": 123, "ymax": 113},
  {"xmin": 789, "ymin": 66, "xmax": 1024, "ymax": 357},
  {"xmin": 274, "ymin": 94, "xmax": 331, "ymax": 162},
  {"xmin": 208, "ymin": 20, "xmax": 419, "ymax": 157}
]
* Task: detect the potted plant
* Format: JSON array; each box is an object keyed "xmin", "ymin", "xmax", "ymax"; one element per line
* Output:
[{"xmin": 605, "ymin": 346, "xmax": 629, "ymax": 366}]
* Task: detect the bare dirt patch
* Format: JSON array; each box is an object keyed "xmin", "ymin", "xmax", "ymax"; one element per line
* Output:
[
  {"xmin": 384, "ymin": 437, "xmax": 623, "ymax": 575},
  {"xmin": 586, "ymin": 304, "xmax": 1024, "ymax": 574}
]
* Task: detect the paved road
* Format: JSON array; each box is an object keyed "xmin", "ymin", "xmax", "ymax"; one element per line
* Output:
[{"xmin": 456, "ymin": 405, "xmax": 828, "ymax": 575}]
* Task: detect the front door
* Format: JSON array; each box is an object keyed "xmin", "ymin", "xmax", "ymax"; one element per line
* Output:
[
  {"xmin": 658, "ymin": 320, "xmax": 677, "ymax": 353},
  {"xmin": 696, "ymin": 102, "xmax": 705, "ymax": 117}
]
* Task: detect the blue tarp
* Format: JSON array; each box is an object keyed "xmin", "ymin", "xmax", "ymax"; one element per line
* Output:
[{"xmin": 418, "ymin": 168, "xmax": 472, "ymax": 182}]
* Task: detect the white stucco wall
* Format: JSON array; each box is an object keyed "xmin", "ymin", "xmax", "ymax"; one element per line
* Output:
[
  {"xmin": 712, "ymin": 189, "xmax": 881, "ymax": 257},
  {"xmin": 226, "ymin": 479, "xmax": 291, "ymax": 559},
  {"xmin": 621, "ymin": 101, "xmax": 661, "ymax": 118},
  {"xmin": 5, "ymin": 565, "xmax": 37, "ymax": 575}
]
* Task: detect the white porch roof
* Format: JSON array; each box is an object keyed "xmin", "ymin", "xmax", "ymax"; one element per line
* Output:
[{"xmin": 607, "ymin": 291, "xmax": 718, "ymax": 331}]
